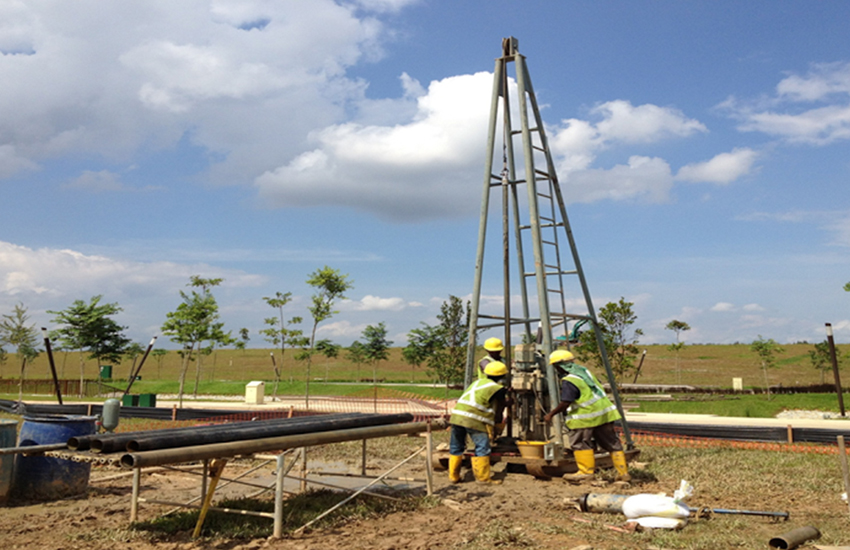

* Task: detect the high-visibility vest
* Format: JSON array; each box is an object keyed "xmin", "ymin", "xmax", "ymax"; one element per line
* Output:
[
  {"xmin": 562, "ymin": 365, "xmax": 621, "ymax": 429},
  {"xmin": 450, "ymin": 379, "xmax": 504, "ymax": 432}
]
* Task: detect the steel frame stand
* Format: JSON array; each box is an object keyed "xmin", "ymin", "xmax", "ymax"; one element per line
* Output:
[{"xmin": 127, "ymin": 424, "xmax": 436, "ymax": 538}]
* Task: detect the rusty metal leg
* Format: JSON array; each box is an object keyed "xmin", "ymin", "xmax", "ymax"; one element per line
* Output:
[
  {"xmin": 425, "ymin": 423, "xmax": 433, "ymax": 496},
  {"xmin": 300, "ymin": 447, "xmax": 307, "ymax": 492},
  {"xmin": 130, "ymin": 467, "xmax": 141, "ymax": 521},
  {"xmin": 361, "ymin": 439, "xmax": 367, "ymax": 476},
  {"xmin": 273, "ymin": 454, "xmax": 285, "ymax": 538},
  {"xmin": 193, "ymin": 458, "xmax": 228, "ymax": 538}
]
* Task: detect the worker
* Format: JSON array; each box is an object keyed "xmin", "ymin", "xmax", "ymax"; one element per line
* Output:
[
  {"xmin": 478, "ymin": 337, "xmax": 504, "ymax": 379},
  {"xmin": 447, "ymin": 360, "xmax": 509, "ymax": 484},
  {"xmin": 543, "ymin": 350, "xmax": 630, "ymax": 483}
]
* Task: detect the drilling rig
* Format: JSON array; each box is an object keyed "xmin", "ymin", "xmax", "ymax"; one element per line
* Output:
[{"xmin": 436, "ymin": 37, "xmax": 637, "ymax": 478}]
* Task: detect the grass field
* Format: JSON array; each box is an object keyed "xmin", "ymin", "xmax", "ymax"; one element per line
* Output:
[
  {"xmin": 2, "ymin": 343, "xmax": 848, "ymax": 417},
  {"xmin": 3, "ymin": 342, "xmax": 845, "ymax": 388}
]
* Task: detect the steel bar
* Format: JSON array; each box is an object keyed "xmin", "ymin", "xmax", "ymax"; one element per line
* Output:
[
  {"xmin": 124, "ymin": 336, "xmax": 157, "ymax": 396},
  {"xmin": 140, "ymin": 498, "xmax": 274, "ymax": 519},
  {"xmin": 41, "ymin": 328, "xmax": 63, "ymax": 405},
  {"xmin": 121, "ymin": 421, "xmax": 436, "ymax": 469},
  {"xmin": 0, "ymin": 442, "xmax": 67, "ymax": 455},
  {"xmin": 294, "ymin": 444, "xmax": 426, "ymax": 534}
]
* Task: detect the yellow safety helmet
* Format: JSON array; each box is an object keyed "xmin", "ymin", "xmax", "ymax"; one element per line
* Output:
[
  {"xmin": 483, "ymin": 360, "xmax": 508, "ymax": 377},
  {"xmin": 549, "ymin": 349, "xmax": 575, "ymax": 365},
  {"xmin": 483, "ymin": 337, "xmax": 504, "ymax": 352}
]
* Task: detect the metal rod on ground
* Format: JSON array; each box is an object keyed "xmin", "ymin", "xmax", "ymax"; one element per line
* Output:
[
  {"xmin": 192, "ymin": 458, "xmax": 227, "ymax": 538},
  {"xmin": 826, "ymin": 323, "xmax": 846, "ymax": 417},
  {"xmin": 41, "ymin": 328, "xmax": 63, "ymax": 405},
  {"xmin": 120, "ymin": 421, "xmax": 438, "ymax": 469},
  {"xmin": 294, "ymin": 444, "xmax": 426, "ymax": 534},
  {"xmin": 838, "ymin": 435, "xmax": 850, "ymax": 516},
  {"xmin": 124, "ymin": 336, "xmax": 157, "ymax": 396}
]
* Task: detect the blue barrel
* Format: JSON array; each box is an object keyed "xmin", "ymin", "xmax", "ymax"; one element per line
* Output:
[
  {"xmin": 12, "ymin": 415, "xmax": 97, "ymax": 501},
  {"xmin": 0, "ymin": 419, "xmax": 17, "ymax": 503}
]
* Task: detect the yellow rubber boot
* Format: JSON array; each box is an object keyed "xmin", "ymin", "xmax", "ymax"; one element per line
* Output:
[
  {"xmin": 471, "ymin": 456, "xmax": 502, "ymax": 484},
  {"xmin": 448, "ymin": 455, "xmax": 463, "ymax": 484},
  {"xmin": 563, "ymin": 449, "xmax": 595, "ymax": 483},
  {"xmin": 610, "ymin": 450, "xmax": 631, "ymax": 482}
]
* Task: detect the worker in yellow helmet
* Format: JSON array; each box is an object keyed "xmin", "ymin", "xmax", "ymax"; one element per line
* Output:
[
  {"xmin": 478, "ymin": 337, "xmax": 504, "ymax": 380},
  {"xmin": 543, "ymin": 349, "xmax": 630, "ymax": 483},
  {"xmin": 447, "ymin": 360, "xmax": 509, "ymax": 484}
]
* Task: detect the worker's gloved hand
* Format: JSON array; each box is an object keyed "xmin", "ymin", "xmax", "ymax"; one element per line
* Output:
[
  {"xmin": 485, "ymin": 424, "xmax": 495, "ymax": 441},
  {"xmin": 494, "ymin": 422, "xmax": 506, "ymax": 438}
]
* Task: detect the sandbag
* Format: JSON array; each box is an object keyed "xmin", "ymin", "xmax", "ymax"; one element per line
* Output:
[{"xmin": 622, "ymin": 494, "xmax": 689, "ymax": 519}]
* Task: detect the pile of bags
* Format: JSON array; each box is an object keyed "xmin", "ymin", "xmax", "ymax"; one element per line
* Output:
[{"xmin": 622, "ymin": 480, "xmax": 693, "ymax": 529}]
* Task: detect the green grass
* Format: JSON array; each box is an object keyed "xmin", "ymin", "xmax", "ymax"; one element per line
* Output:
[{"xmin": 628, "ymin": 391, "xmax": 850, "ymax": 416}]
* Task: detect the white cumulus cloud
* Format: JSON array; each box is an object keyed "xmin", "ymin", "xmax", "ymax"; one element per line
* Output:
[{"xmin": 676, "ymin": 148, "xmax": 759, "ymax": 184}]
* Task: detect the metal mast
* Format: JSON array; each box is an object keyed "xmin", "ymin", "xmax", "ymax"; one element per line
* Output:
[{"xmin": 465, "ymin": 37, "xmax": 633, "ymax": 448}]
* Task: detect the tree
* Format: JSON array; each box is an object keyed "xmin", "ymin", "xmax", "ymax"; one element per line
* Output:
[
  {"xmin": 574, "ymin": 297, "xmax": 643, "ymax": 382},
  {"xmin": 236, "ymin": 327, "xmax": 250, "ymax": 354},
  {"xmin": 151, "ymin": 348, "xmax": 168, "ymax": 378},
  {"xmin": 362, "ymin": 323, "xmax": 391, "ymax": 377},
  {"xmin": 304, "ymin": 266, "xmax": 353, "ymax": 408},
  {"xmin": 665, "ymin": 320, "xmax": 691, "ymax": 385},
  {"xmin": 123, "ymin": 342, "xmax": 145, "ymax": 381},
  {"xmin": 49, "ymin": 296, "xmax": 129, "ymax": 397},
  {"xmin": 750, "ymin": 335, "xmax": 784, "ymax": 398},
  {"xmin": 346, "ymin": 341, "xmax": 368, "ymax": 381},
  {"xmin": 315, "ymin": 339, "xmax": 341, "ymax": 381},
  {"xmin": 809, "ymin": 340, "xmax": 844, "ymax": 385},
  {"xmin": 0, "ymin": 303, "xmax": 41, "ymax": 394},
  {"xmin": 0, "ymin": 303, "xmax": 41, "ymax": 363},
  {"xmin": 161, "ymin": 276, "xmax": 230, "ymax": 407},
  {"xmin": 413, "ymin": 296, "xmax": 470, "ymax": 391},
  {"xmin": 403, "ymin": 326, "xmax": 440, "ymax": 383}
]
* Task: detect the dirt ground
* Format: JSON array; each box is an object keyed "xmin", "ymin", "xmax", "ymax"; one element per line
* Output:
[
  {"xmin": 2, "ymin": 448, "xmax": 842, "ymax": 550},
  {"xmin": 0, "ymin": 444, "xmax": 846, "ymax": 550}
]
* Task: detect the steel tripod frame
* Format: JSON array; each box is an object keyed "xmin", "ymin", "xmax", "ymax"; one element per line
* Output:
[{"xmin": 465, "ymin": 37, "xmax": 633, "ymax": 449}]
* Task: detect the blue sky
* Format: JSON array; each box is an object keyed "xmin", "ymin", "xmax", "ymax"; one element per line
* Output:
[{"xmin": 1, "ymin": 0, "xmax": 849, "ymax": 349}]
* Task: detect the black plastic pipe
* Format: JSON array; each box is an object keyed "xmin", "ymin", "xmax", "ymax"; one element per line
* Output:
[
  {"xmin": 68, "ymin": 412, "xmax": 366, "ymax": 451},
  {"xmin": 124, "ymin": 412, "xmax": 414, "ymax": 453}
]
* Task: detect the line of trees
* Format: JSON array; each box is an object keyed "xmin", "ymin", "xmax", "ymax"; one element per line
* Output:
[{"xmin": 2, "ymin": 279, "xmax": 849, "ymax": 404}]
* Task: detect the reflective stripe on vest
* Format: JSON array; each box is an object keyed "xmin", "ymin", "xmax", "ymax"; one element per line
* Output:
[
  {"xmin": 563, "ymin": 372, "xmax": 621, "ymax": 429},
  {"xmin": 450, "ymin": 379, "xmax": 502, "ymax": 432}
]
